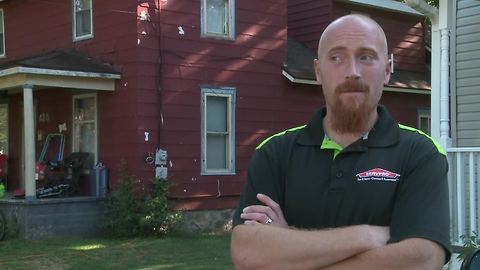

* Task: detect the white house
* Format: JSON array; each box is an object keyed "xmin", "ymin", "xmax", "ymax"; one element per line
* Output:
[{"xmin": 407, "ymin": 0, "xmax": 480, "ymax": 269}]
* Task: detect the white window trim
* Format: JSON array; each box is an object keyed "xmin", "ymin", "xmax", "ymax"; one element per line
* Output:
[
  {"xmin": 418, "ymin": 108, "xmax": 431, "ymax": 135},
  {"xmin": 0, "ymin": 9, "xmax": 5, "ymax": 58},
  {"xmin": 72, "ymin": 0, "xmax": 94, "ymax": 41},
  {"xmin": 201, "ymin": 87, "xmax": 236, "ymax": 175},
  {"xmin": 72, "ymin": 93, "xmax": 98, "ymax": 165},
  {"xmin": 200, "ymin": 0, "xmax": 235, "ymax": 40}
]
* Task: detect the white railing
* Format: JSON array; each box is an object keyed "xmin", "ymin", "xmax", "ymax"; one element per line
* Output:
[{"xmin": 446, "ymin": 147, "xmax": 480, "ymax": 246}]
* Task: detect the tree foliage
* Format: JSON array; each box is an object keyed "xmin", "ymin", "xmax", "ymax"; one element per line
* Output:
[
  {"xmin": 400, "ymin": 0, "xmax": 438, "ymax": 8},
  {"xmin": 0, "ymin": 104, "xmax": 7, "ymax": 154}
]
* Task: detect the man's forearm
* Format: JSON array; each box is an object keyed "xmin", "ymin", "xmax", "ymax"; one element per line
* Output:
[
  {"xmin": 231, "ymin": 224, "xmax": 389, "ymax": 270},
  {"xmin": 320, "ymin": 238, "xmax": 445, "ymax": 270}
]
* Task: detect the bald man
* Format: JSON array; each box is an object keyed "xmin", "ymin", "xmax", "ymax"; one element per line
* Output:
[{"xmin": 231, "ymin": 15, "xmax": 450, "ymax": 269}]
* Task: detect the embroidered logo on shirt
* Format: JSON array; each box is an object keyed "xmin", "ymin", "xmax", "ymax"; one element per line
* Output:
[{"xmin": 356, "ymin": 168, "xmax": 400, "ymax": 182}]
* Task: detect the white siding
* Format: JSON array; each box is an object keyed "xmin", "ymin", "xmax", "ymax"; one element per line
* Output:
[{"xmin": 454, "ymin": 0, "xmax": 480, "ymax": 147}]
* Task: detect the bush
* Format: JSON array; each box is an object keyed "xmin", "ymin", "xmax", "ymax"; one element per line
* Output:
[
  {"xmin": 139, "ymin": 178, "xmax": 182, "ymax": 236},
  {"xmin": 458, "ymin": 231, "xmax": 480, "ymax": 261},
  {"xmin": 102, "ymin": 160, "xmax": 181, "ymax": 237}
]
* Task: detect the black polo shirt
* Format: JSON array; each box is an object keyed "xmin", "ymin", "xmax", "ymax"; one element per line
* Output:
[{"xmin": 233, "ymin": 105, "xmax": 451, "ymax": 260}]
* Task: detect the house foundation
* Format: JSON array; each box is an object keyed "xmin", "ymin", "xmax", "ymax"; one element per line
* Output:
[
  {"xmin": 175, "ymin": 209, "xmax": 235, "ymax": 233},
  {"xmin": 0, "ymin": 196, "xmax": 104, "ymax": 240}
]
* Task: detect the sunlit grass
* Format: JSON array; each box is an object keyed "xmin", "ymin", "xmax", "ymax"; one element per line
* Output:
[
  {"xmin": 0, "ymin": 233, "xmax": 234, "ymax": 270},
  {"xmin": 70, "ymin": 243, "xmax": 106, "ymax": 251}
]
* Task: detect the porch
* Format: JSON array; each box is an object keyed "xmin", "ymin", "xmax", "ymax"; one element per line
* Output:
[
  {"xmin": 0, "ymin": 49, "xmax": 119, "ymax": 240},
  {"xmin": 447, "ymin": 147, "xmax": 480, "ymax": 246}
]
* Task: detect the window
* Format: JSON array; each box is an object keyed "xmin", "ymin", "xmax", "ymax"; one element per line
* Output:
[
  {"xmin": 201, "ymin": 87, "xmax": 235, "ymax": 175},
  {"xmin": 73, "ymin": 0, "xmax": 93, "ymax": 41},
  {"xmin": 73, "ymin": 94, "xmax": 97, "ymax": 169},
  {"xmin": 0, "ymin": 9, "xmax": 5, "ymax": 57},
  {"xmin": 0, "ymin": 103, "xmax": 8, "ymax": 155},
  {"xmin": 201, "ymin": 0, "xmax": 235, "ymax": 39},
  {"xmin": 418, "ymin": 108, "xmax": 431, "ymax": 135}
]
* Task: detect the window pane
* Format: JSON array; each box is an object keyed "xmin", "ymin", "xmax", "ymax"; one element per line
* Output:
[
  {"xmin": 74, "ymin": 122, "xmax": 95, "ymax": 153},
  {"xmin": 0, "ymin": 13, "xmax": 4, "ymax": 33},
  {"xmin": 74, "ymin": 0, "xmax": 91, "ymax": 36},
  {"xmin": 0, "ymin": 34, "xmax": 3, "ymax": 56},
  {"xmin": 73, "ymin": 96, "xmax": 96, "ymax": 168},
  {"xmin": 74, "ymin": 122, "xmax": 95, "ymax": 168},
  {"xmin": 74, "ymin": 97, "xmax": 95, "ymax": 121},
  {"xmin": 419, "ymin": 116, "xmax": 430, "ymax": 134},
  {"xmin": 0, "ymin": 12, "xmax": 4, "ymax": 55},
  {"xmin": 207, "ymin": 134, "xmax": 227, "ymax": 169},
  {"xmin": 206, "ymin": 0, "xmax": 227, "ymax": 34},
  {"xmin": 76, "ymin": 10, "xmax": 91, "ymax": 36},
  {"xmin": 74, "ymin": 0, "xmax": 91, "ymax": 12},
  {"xmin": 0, "ymin": 104, "xmax": 8, "ymax": 155},
  {"xmin": 207, "ymin": 96, "xmax": 227, "ymax": 132}
]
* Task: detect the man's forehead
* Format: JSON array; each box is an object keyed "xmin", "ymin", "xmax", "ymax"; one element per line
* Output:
[
  {"xmin": 319, "ymin": 17, "xmax": 387, "ymax": 55},
  {"xmin": 325, "ymin": 29, "xmax": 376, "ymax": 44}
]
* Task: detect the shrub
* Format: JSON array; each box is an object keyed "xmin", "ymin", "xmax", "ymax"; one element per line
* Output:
[
  {"xmin": 139, "ymin": 178, "xmax": 182, "ymax": 236},
  {"xmin": 457, "ymin": 231, "xmax": 480, "ymax": 261},
  {"xmin": 102, "ymin": 160, "xmax": 180, "ymax": 237}
]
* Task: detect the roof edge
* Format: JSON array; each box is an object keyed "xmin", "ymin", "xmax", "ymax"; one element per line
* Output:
[
  {"xmin": 283, "ymin": 70, "xmax": 430, "ymax": 95},
  {"xmin": 0, "ymin": 66, "xmax": 121, "ymax": 79}
]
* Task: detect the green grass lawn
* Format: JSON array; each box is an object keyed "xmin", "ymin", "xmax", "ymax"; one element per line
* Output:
[{"xmin": 0, "ymin": 233, "xmax": 234, "ymax": 270}]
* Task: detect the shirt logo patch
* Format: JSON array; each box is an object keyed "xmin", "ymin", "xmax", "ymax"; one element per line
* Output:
[{"xmin": 356, "ymin": 168, "xmax": 400, "ymax": 182}]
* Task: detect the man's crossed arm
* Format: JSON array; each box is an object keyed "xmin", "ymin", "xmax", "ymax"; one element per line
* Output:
[{"xmin": 231, "ymin": 194, "xmax": 445, "ymax": 270}]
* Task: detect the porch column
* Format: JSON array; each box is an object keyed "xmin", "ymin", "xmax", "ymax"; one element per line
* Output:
[
  {"xmin": 430, "ymin": 23, "xmax": 441, "ymax": 141},
  {"xmin": 23, "ymin": 84, "xmax": 36, "ymax": 200},
  {"xmin": 440, "ymin": 29, "xmax": 451, "ymax": 149}
]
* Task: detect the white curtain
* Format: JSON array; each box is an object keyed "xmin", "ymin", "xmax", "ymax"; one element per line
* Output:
[{"xmin": 206, "ymin": 0, "xmax": 227, "ymax": 34}]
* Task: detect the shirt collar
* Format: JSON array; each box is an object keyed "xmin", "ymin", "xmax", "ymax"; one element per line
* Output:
[{"xmin": 297, "ymin": 105, "xmax": 399, "ymax": 148}]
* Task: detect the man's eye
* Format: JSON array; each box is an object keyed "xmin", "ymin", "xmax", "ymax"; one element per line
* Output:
[
  {"xmin": 359, "ymin": 54, "xmax": 374, "ymax": 62},
  {"xmin": 330, "ymin": 55, "xmax": 342, "ymax": 63}
]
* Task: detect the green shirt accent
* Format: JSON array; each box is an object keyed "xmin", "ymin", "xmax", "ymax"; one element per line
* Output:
[
  {"xmin": 321, "ymin": 137, "xmax": 343, "ymax": 159},
  {"xmin": 398, "ymin": 124, "xmax": 446, "ymax": 155},
  {"xmin": 256, "ymin": 125, "xmax": 307, "ymax": 150}
]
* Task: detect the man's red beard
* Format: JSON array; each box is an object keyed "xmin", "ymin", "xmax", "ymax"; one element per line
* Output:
[{"xmin": 329, "ymin": 80, "xmax": 374, "ymax": 134}]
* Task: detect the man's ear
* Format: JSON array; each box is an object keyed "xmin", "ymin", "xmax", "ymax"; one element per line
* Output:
[
  {"xmin": 384, "ymin": 58, "xmax": 392, "ymax": 85},
  {"xmin": 314, "ymin": 59, "xmax": 322, "ymax": 85}
]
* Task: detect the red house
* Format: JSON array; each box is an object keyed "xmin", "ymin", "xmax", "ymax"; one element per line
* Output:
[{"xmin": 0, "ymin": 0, "xmax": 431, "ymax": 236}]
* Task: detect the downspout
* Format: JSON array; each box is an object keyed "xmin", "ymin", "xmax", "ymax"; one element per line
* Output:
[
  {"xmin": 157, "ymin": 0, "xmax": 163, "ymax": 152},
  {"xmin": 405, "ymin": 0, "xmax": 451, "ymax": 150}
]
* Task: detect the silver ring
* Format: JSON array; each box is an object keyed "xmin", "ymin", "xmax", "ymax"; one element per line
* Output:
[{"xmin": 265, "ymin": 218, "xmax": 273, "ymax": 225}]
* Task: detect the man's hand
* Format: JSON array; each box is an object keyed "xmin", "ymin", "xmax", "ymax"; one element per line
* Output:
[{"xmin": 240, "ymin": 193, "xmax": 289, "ymax": 228}]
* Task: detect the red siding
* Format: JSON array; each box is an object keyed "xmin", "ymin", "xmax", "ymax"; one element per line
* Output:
[
  {"xmin": 381, "ymin": 92, "xmax": 430, "ymax": 126},
  {"xmin": 1, "ymin": 0, "xmax": 430, "ymax": 211},
  {"xmin": 159, "ymin": 0, "xmax": 297, "ymax": 209},
  {"xmin": 332, "ymin": 2, "xmax": 426, "ymax": 73},
  {"xmin": 287, "ymin": 1, "xmax": 426, "ymax": 73},
  {"xmin": 1, "ymin": 0, "xmax": 160, "ymax": 190},
  {"xmin": 288, "ymin": 0, "xmax": 332, "ymax": 50}
]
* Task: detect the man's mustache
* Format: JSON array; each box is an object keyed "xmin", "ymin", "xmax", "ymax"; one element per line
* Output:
[{"xmin": 335, "ymin": 80, "xmax": 369, "ymax": 94}]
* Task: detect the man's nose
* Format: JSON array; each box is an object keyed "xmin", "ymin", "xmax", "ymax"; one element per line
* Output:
[{"xmin": 345, "ymin": 60, "xmax": 360, "ymax": 80}]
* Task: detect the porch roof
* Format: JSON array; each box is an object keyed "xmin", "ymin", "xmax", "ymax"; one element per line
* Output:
[
  {"xmin": 0, "ymin": 49, "xmax": 121, "ymax": 92},
  {"xmin": 282, "ymin": 37, "xmax": 431, "ymax": 95}
]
